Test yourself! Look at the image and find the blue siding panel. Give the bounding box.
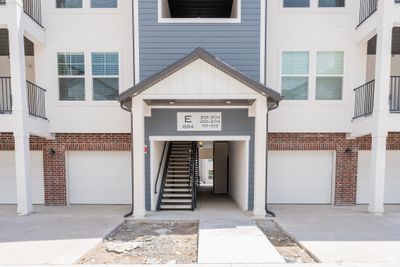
[138,0,261,82]
[144,109,255,211]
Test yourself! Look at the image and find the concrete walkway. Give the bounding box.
[0,205,128,264]
[147,190,285,264]
[272,205,400,264]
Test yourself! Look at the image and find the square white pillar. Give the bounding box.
[132,97,146,218]
[253,97,267,216]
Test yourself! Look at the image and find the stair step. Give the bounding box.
[163,193,191,197]
[165,183,190,187]
[167,174,190,177]
[160,204,192,210]
[164,188,190,192]
[162,198,192,203]
[166,179,189,182]
[168,170,189,173]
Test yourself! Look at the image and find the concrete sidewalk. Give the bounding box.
[272,205,400,264]
[0,205,128,264]
[147,191,285,264]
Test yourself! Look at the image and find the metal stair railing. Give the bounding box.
[156,142,172,211]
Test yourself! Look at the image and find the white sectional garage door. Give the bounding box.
[67,151,131,204]
[357,151,400,204]
[267,151,334,204]
[0,151,44,204]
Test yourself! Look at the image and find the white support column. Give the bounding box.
[132,97,146,218]
[9,23,33,215]
[253,96,267,217]
[368,1,392,214]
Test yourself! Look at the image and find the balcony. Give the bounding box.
[357,0,378,27]
[0,0,43,27]
[353,77,400,119]
[0,77,47,119]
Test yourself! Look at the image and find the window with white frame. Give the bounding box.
[159,0,240,22]
[316,52,344,100]
[56,0,83,8]
[58,53,85,101]
[281,52,309,100]
[318,0,345,7]
[91,0,117,8]
[91,52,119,101]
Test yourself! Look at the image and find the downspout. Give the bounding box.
[121,103,134,218]
[265,102,279,217]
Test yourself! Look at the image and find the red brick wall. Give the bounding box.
[1,132,399,206]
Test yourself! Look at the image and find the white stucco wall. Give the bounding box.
[228,140,248,211]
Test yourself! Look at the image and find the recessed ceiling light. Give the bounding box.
[226,101,232,104]
[169,101,175,105]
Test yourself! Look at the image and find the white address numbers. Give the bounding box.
[177,112,222,131]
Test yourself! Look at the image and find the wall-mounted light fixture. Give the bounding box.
[345,148,353,154]
[49,148,56,155]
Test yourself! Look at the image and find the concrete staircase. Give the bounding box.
[158,141,194,210]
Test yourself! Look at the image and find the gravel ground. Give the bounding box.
[256,220,316,264]
[78,221,198,265]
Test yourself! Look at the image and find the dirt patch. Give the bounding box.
[256,220,316,264]
[79,221,198,265]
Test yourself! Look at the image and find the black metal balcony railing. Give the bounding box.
[358,0,378,27]
[0,0,6,5]
[27,81,46,119]
[0,77,12,114]
[0,78,47,119]
[23,0,42,27]
[390,76,400,112]
[353,80,375,119]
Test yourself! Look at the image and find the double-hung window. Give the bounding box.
[318,0,345,7]
[91,52,119,101]
[91,0,117,8]
[56,0,83,8]
[58,53,85,101]
[316,52,344,100]
[281,52,309,100]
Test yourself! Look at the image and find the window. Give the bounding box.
[283,0,310,8]
[159,0,240,22]
[316,52,344,100]
[281,52,309,100]
[91,53,119,101]
[58,53,85,101]
[56,0,82,8]
[91,0,117,8]
[318,0,345,7]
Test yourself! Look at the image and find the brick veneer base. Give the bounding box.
[0,132,399,206]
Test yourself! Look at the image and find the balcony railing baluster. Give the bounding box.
[0,77,12,114]
[26,81,46,120]
[358,0,378,27]
[390,76,400,112]
[353,80,375,119]
[23,0,43,27]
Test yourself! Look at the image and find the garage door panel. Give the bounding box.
[268,151,334,204]
[357,151,400,204]
[68,151,131,204]
[0,151,44,204]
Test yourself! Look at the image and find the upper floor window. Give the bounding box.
[56,0,82,8]
[283,0,310,8]
[318,0,345,7]
[159,0,240,23]
[91,0,117,8]
[91,52,119,101]
[58,53,85,101]
[316,52,344,100]
[281,52,309,100]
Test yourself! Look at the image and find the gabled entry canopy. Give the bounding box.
[119,48,282,108]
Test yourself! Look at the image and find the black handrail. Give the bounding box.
[357,0,378,27]
[189,141,199,211]
[27,80,47,120]
[390,76,400,113]
[0,77,12,114]
[353,80,375,119]
[23,0,43,27]
[156,143,172,211]
[154,142,168,194]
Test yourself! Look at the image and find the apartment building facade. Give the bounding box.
[0,0,399,217]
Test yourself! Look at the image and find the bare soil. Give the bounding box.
[78,221,198,265]
[256,220,316,264]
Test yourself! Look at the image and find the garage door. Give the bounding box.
[0,151,44,204]
[267,151,334,204]
[357,151,400,204]
[67,151,131,204]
